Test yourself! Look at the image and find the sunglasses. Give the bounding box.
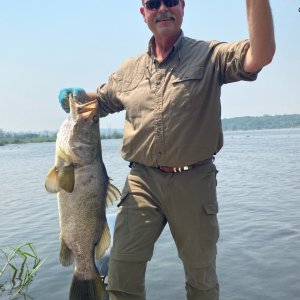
[144,0,180,11]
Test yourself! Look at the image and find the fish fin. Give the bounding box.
[60,238,74,266]
[106,181,121,206]
[45,166,60,193]
[95,222,111,260]
[58,165,75,193]
[69,273,105,300]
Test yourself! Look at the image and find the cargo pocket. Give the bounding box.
[203,202,219,243]
[114,190,130,236]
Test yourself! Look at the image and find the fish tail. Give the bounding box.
[69,273,106,300]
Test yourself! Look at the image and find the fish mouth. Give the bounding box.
[69,96,99,121]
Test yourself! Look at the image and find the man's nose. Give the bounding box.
[157,1,168,12]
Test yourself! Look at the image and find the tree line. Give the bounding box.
[0,130,55,146]
[221,114,300,131]
[0,128,123,146]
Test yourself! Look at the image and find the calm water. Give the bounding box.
[0,128,299,300]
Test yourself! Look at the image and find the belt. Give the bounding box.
[157,157,213,174]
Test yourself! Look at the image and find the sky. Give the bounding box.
[0,0,299,132]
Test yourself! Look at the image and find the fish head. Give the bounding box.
[67,94,101,163]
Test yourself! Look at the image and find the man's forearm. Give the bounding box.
[86,92,98,101]
[244,0,276,73]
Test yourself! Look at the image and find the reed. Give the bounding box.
[0,242,45,298]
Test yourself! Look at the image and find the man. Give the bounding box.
[59,1,275,299]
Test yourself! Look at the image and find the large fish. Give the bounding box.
[45,95,120,300]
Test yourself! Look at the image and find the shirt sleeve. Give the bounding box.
[96,73,125,118]
[209,40,260,85]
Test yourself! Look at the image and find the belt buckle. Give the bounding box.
[173,165,189,173]
[158,165,191,173]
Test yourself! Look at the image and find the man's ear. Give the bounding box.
[140,7,146,22]
[181,0,185,13]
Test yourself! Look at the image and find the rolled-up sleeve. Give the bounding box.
[210,40,260,84]
[96,74,124,117]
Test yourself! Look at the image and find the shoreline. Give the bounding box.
[1,127,300,147]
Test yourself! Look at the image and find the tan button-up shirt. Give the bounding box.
[97,32,259,167]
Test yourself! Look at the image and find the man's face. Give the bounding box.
[140,0,185,39]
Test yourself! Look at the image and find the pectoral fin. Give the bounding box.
[106,181,121,206]
[45,166,60,193]
[58,165,75,193]
[95,222,111,260]
[60,238,74,266]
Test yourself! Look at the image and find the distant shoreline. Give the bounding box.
[221,114,300,131]
[1,114,300,146]
[1,127,299,147]
[0,131,123,146]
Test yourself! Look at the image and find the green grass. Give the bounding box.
[0,243,45,299]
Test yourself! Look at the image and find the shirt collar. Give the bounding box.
[147,30,184,60]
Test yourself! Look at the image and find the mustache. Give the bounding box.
[155,12,176,22]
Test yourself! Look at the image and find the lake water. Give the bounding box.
[0,128,300,300]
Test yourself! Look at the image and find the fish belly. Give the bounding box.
[58,158,108,278]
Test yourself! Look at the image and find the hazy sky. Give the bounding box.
[1,0,299,132]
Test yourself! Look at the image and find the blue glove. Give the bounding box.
[58,88,87,113]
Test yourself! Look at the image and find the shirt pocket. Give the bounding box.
[114,71,144,132]
[171,67,204,114]
[116,70,144,93]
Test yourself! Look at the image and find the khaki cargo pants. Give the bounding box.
[107,162,219,300]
